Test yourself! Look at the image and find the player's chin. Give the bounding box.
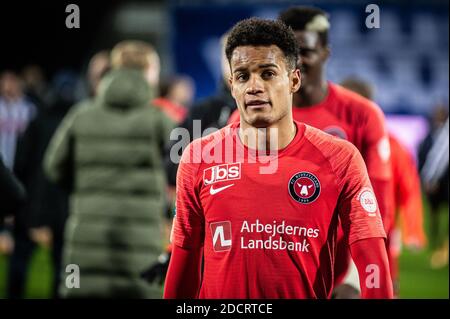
[244,113,274,128]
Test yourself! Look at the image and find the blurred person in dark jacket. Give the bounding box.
[0,71,36,297]
[7,69,78,299]
[44,41,174,298]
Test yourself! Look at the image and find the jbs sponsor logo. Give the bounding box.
[203,163,241,185]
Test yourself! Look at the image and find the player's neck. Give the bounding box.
[239,115,297,153]
[293,80,328,107]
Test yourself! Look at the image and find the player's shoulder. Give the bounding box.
[331,82,384,117]
[181,125,231,164]
[303,123,361,162]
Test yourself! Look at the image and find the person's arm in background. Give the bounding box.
[163,142,204,299]
[361,102,394,234]
[156,108,177,244]
[0,157,26,219]
[337,143,393,299]
[43,105,79,189]
[0,157,26,255]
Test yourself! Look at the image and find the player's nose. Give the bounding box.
[245,74,264,95]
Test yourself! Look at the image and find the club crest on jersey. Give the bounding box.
[288,172,321,204]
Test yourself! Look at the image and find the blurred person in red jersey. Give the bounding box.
[341,77,427,295]
[164,18,393,299]
[153,75,194,124]
[227,7,394,298]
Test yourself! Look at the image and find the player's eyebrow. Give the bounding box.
[233,66,248,74]
[233,63,279,74]
[258,63,279,69]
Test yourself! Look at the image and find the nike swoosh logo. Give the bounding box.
[210,184,234,195]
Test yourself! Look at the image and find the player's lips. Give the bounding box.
[245,99,271,110]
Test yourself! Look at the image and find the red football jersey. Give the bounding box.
[173,121,386,299]
[228,82,393,225]
[228,82,393,286]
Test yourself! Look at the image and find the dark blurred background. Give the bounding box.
[1,0,448,111]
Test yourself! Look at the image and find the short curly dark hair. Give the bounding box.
[278,6,330,47]
[225,18,299,71]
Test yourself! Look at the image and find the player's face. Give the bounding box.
[229,45,300,128]
[294,31,329,86]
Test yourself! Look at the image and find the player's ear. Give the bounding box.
[291,68,301,93]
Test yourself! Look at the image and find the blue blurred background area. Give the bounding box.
[171,0,448,116]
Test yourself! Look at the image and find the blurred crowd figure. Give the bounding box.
[419,105,449,269]
[0,71,37,281]
[0,71,37,170]
[6,69,79,299]
[153,75,195,124]
[43,40,174,298]
[21,65,47,111]
[0,40,180,298]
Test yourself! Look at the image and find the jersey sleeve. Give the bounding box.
[358,101,394,232]
[172,141,205,249]
[336,143,387,245]
[359,101,392,181]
